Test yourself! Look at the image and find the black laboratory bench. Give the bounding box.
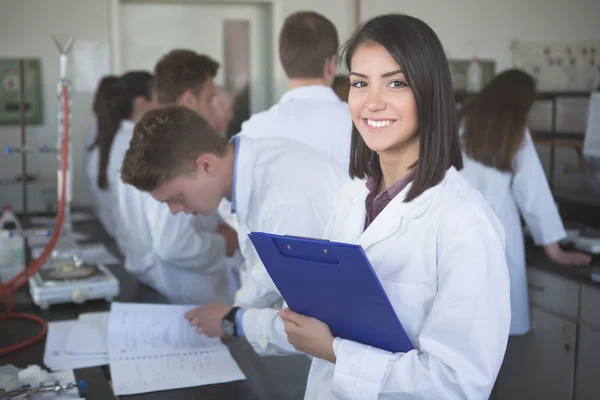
[526,242,600,288]
[0,217,311,400]
[3,211,599,400]
[525,191,600,289]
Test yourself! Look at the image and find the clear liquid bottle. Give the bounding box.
[466,57,483,93]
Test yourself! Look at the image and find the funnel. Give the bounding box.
[51,34,75,80]
[51,34,74,55]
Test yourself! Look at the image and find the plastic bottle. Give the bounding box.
[0,204,22,231]
[0,204,25,283]
[466,57,483,93]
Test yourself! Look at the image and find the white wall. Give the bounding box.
[360,0,600,71]
[0,0,112,210]
[1,0,599,209]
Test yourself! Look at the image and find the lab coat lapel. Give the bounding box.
[358,199,404,251]
[357,181,437,251]
[339,186,369,244]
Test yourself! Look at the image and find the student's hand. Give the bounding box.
[544,242,592,267]
[184,303,232,337]
[278,308,336,364]
[217,223,239,257]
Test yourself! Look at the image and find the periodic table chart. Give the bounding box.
[511,40,600,91]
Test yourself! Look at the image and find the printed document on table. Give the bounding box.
[107,302,246,396]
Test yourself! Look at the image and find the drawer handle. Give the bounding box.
[528,283,545,292]
[564,343,571,352]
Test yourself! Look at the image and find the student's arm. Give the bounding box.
[513,131,590,266]
[145,193,227,273]
[236,201,329,356]
[329,210,511,399]
[513,130,566,244]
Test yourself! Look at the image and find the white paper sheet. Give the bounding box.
[584,92,600,158]
[65,312,110,355]
[29,212,96,226]
[27,230,91,248]
[44,320,109,371]
[78,243,120,265]
[108,302,246,396]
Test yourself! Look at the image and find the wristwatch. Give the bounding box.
[221,306,240,338]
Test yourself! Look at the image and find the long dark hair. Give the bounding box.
[88,75,118,151]
[342,14,462,202]
[90,71,153,190]
[458,69,536,172]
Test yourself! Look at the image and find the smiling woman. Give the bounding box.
[286,14,512,400]
[348,47,419,161]
[343,15,462,202]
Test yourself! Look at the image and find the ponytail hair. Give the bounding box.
[88,75,118,153]
[91,71,153,190]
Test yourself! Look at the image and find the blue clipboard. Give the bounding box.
[248,232,413,354]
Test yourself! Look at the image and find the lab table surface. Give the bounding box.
[525,239,600,287]
[0,218,311,400]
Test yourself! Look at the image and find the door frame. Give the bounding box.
[108,0,286,100]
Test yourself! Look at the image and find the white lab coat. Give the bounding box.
[460,129,566,335]
[229,136,348,354]
[190,211,245,300]
[305,167,511,400]
[218,85,352,235]
[112,124,230,305]
[84,121,133,237]
[238,85,353,169]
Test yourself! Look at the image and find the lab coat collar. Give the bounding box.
[121,119,135,131]
[278,85,340,105]
[344,167,455,250]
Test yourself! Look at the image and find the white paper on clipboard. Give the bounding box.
[584,92,600,158]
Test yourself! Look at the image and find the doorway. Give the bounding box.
[119,1,274,130]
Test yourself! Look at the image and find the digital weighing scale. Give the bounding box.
[28,239,120,310]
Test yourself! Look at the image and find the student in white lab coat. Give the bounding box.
[113,51,238,305]
[216,11,351,244]
[234,11,352,169]
[276,14,512,399]
[85,73,153,237]
[459,69,591,335]
[119,105,347,357]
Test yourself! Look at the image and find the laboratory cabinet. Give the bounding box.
[497,306,577,400]
[497,268,600,400]
[575,285,600,400]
